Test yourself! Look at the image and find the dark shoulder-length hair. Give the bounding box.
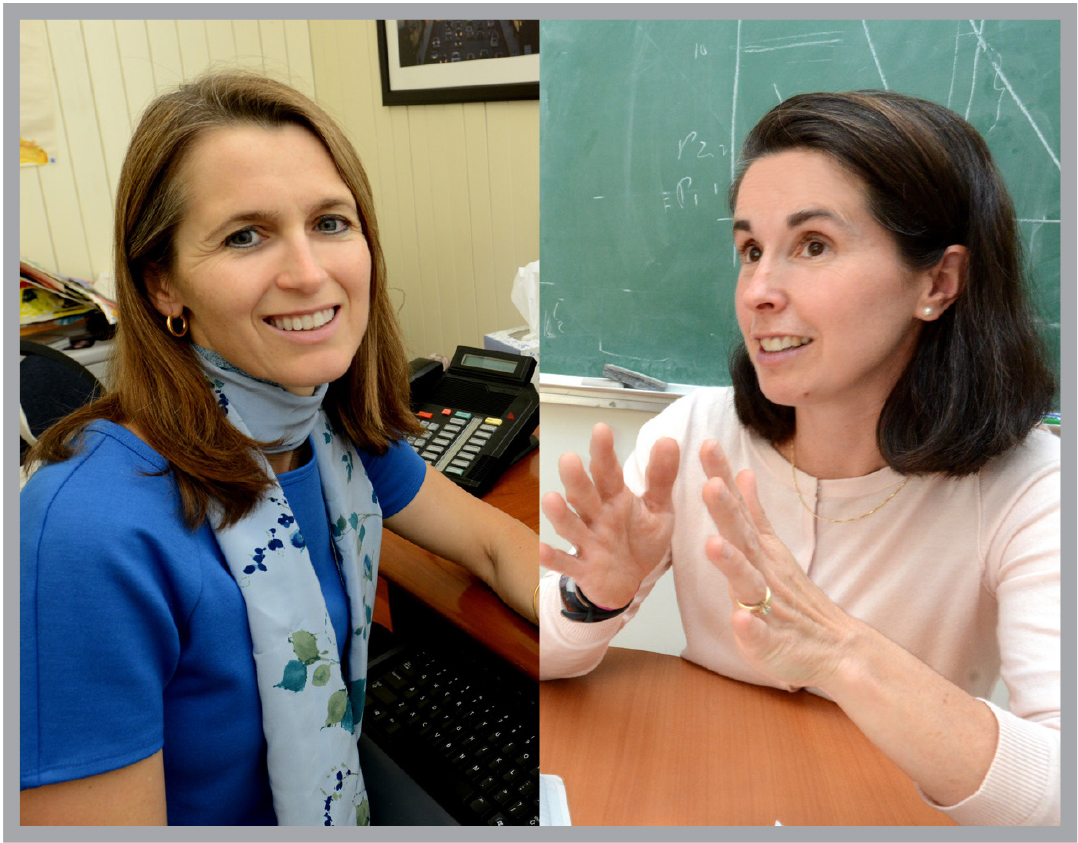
[727,90,1055,476]
[27,71,422,527]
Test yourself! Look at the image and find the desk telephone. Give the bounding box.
[408,346,539,497]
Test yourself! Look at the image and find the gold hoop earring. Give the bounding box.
[166,314,189,338]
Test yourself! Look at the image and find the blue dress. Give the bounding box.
[20,421,425,824]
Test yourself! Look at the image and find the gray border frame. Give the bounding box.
[7,3,1074,842]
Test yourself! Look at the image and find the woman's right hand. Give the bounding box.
[539,423,680,610]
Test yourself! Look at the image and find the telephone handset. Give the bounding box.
[408,346,539,497]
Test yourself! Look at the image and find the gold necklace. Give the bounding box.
[790,441,908,524]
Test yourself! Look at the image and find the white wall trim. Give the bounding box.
[539,372,693,413]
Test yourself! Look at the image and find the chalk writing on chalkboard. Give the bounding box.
[540,19,1060,390]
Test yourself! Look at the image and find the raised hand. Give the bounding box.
[699,439,858,689]
[540,423,680,611]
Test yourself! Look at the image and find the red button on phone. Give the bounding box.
[418,411,433,419]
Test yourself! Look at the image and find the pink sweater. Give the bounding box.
[539,388,1060,825]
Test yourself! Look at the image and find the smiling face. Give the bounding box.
[732,149,934,418]
[149,123,371,396]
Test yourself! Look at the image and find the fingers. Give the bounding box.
[700,439,755,521]
[556,423,634,522]
[700,438,739,485]
[699,437,727,480]
[557,451,603,524]
[705,533,769,608]
[702,474,761,561]
[588,423,626,500]
[541,490,594,553]
[538,540,584,580]
[641,437,680,513]
[735,469,775,535]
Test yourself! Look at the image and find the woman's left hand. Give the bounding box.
[699,439,1004,809]
[699,439,861,690]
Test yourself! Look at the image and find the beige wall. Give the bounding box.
[19,18,539,361]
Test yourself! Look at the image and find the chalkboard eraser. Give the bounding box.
[602,364,668,391]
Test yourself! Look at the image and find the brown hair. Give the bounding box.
[727,90,1055,476]
[27,72,421,527]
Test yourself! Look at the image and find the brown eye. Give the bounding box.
[741,244,762,263]
[806,240,825,257]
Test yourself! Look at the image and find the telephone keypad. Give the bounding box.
[410,411,491,473]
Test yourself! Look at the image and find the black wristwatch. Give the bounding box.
[558,575,632,623]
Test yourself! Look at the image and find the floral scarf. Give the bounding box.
[197,348,378,825]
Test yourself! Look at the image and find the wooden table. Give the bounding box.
[540,647,955,826]
[375,437,540,681]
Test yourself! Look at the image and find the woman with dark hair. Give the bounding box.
[20,72,538,826]
[538,91,1059,825]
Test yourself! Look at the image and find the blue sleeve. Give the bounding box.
[358,438,427,518]
[20,441,199,789]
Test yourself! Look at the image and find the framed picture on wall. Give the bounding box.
[377,20,539,106]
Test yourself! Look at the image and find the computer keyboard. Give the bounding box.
[362,627,539,826]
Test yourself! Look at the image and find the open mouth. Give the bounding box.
[759,336,812,352]
[266,306,338,332]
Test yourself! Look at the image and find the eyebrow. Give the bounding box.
[203,197,357,242]
[732,207,849,234]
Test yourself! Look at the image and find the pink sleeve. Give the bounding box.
[929,444,1060,825]
[923,700,1059,825]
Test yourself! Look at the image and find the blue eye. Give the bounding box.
[316,216,350,234]
[226,227,263,249]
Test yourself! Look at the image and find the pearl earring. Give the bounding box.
[923,307,933,317]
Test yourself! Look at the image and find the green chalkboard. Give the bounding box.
[539,19,1061,388]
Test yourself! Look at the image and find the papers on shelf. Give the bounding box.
[539,774,571,826]
[19,259,118,332]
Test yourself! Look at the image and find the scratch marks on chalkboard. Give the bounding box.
[947,21,962,109]
[597,340,671,365]
[773,83,782,103]
[966,19,1060,171]
[741,29,844,52]
[741,37,843,53]
[861,21,888,90]
[731,20,742,182]
[990,71,1008,132]
[964,21,984,120]
[750,29,845,42]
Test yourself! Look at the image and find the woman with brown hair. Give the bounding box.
[20,72,538,826]
[538,91,1059,825]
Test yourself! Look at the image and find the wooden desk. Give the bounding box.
[540,647,955,826]
[376,439,539,681]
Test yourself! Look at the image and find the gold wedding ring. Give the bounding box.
[735,585,772,615]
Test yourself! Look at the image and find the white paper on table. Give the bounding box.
[539,774,571,826]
